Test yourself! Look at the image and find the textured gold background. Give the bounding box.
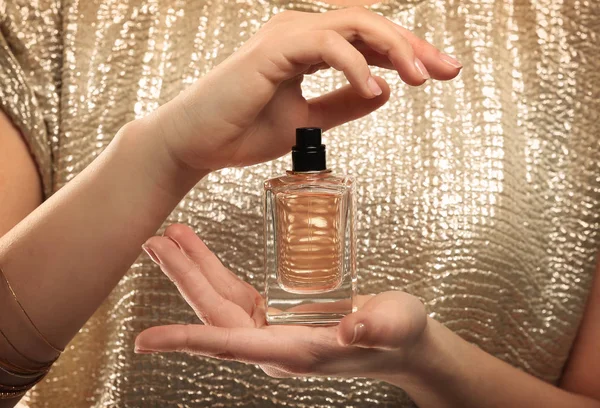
[0,0,599,406]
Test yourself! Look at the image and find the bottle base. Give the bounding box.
[266,312,348,326]
[264,277,356,326]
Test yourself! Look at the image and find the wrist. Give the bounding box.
[112,118,207,199]
[141,84,221,174]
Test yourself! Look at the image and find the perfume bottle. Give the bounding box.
[264,128,356,325]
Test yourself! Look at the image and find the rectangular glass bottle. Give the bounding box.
[263,128,356,325]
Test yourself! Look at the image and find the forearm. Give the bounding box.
[0,120,201,354]
[383,318,600,408]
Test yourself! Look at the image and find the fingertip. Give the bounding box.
[166,235,183,251]
[363,76,391,103]
[337,312,367,347]
[414,58,430,81]
[144,236,180,259]
[430,66,462,81]
[135,325,189,353]
[366,76,383,98]
[163,223,194,245]
[371,76,391,98]
[142,243,161,265]
[392,24,462,82]
[143,235,162,248]
[420,52,463,81]
[149,233,178,247]
[134,348,155,354]
[396,66,429,87]
[337,327,352,347]
[439,53,463,70]
[134,328,156,352]
[308,81,390,130]
[163,224,214,262]
[143,236,180,266]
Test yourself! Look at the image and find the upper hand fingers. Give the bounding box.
[262,8,461,86]
[260,29,380,98]
[352,40,395,70]
[389,23,462,80]
[317,7,461,81]
[311,7,428,85]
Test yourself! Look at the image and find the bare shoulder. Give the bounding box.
[560,260,600,400]
[0,109,42,237]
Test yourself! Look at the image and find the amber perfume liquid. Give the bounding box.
[275,187,344,293]
[264,128,356,325]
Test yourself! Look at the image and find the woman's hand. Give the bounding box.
[135,228,600,408]
[142,7,462,173]
[135,224,428,380]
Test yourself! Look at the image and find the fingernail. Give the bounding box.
[367,76,383,96]
[142,244,162,265]
[349,323,366,345]
[134,347,156,354]
[440,53,463,69]
[166,236,183,251]
[414,58,430,80]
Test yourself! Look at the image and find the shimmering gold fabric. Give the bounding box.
[1,0,599,406]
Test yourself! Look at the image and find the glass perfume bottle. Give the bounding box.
[264,128,356,325]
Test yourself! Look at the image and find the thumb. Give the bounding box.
[337,291,427,350]
[308,76,390,131]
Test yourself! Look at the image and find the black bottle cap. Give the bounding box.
[292,128,326,172]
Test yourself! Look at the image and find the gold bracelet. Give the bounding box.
[0,389,27,400]
[0,371,46,400]
[0,266,64,353]
[0,328,55,372]
[0,356,49,400]
[0,265,60,399]
[0,348,53,400]
[0,353,53,378]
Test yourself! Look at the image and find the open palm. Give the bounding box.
[136,224,428,380]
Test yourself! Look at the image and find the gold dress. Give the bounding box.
[1,0,599,406]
